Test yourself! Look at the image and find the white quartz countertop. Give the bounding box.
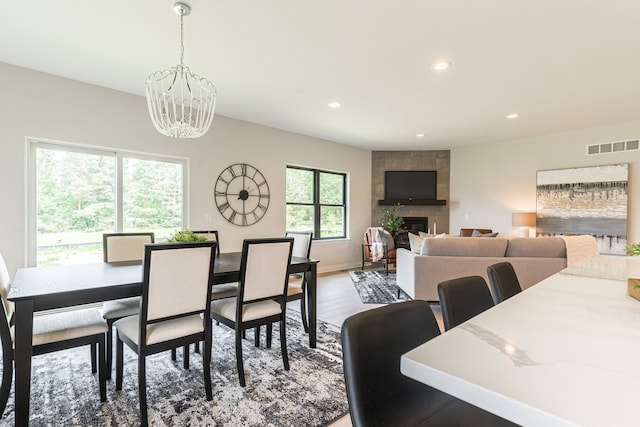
[401,257,640,427]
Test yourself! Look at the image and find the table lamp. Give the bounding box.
[512,212,536,238]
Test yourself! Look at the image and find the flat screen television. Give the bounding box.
[385,170,437,200]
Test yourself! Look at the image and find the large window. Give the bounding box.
[286,166,346,239]
[28,141,187,266]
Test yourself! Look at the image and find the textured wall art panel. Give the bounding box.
[536,163,628,255]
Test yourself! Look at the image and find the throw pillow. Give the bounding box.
[375,228,395,250]
[418,231,434,238]
[408,232,424,253]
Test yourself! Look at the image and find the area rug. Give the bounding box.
[0,313,347,426]
[348,270,411,304]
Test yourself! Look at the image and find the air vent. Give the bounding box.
[587,139,639,155]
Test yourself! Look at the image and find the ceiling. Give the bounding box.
[2,0,640,150]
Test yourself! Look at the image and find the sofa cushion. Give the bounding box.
[421,237,508,257]
[505,237,566,258]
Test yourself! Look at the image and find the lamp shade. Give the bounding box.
[512,212,536,227]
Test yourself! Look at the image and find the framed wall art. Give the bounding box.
[536,163,629,255]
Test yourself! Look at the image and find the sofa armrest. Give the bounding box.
[396,249,417,299]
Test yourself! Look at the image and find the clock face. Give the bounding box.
[215,163,270,226]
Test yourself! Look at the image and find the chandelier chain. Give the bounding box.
[179,11,185,67]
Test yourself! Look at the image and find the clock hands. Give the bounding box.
[216,163,270,226]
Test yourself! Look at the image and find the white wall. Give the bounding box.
[451,121,640,242]
[0,62,371,275]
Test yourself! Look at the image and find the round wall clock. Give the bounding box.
[215,163,270,226]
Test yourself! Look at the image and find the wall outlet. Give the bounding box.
[206,213,213,223]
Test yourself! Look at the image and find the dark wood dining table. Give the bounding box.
[7,252,319,426]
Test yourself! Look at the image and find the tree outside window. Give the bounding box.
[286,166,346,239]
[30,141,186,266]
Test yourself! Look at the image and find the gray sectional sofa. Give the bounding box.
[396,236,567,302]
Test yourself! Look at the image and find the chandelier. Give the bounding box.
[146,2,217,138]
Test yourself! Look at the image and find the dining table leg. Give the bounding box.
[306,263,317,348]
[14,300,34,425]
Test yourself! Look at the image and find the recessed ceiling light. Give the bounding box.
[433,61,451,71]
[328,101,341,108]
[506,113,519,119]
[416,133,425,138]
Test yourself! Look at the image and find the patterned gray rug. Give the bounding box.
[1,313,347,426]
[348,270,411,304]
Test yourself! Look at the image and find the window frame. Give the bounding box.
[286,165,347,240]
[27,139,189,266]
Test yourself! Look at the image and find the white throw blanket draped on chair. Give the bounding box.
[371,242,384,262]
[370,227,385,262]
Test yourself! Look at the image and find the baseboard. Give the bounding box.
[318,262,361,274]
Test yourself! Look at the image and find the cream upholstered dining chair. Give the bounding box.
[114,241,217,426]
[101,232,154,379]
[191,230,236,301]
[188,230,236,358]
[284,231,313,331]
[0,253,107,418]
[254,231,313,347]
[210,237,294,387]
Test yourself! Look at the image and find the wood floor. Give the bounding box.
[292,268,444,330]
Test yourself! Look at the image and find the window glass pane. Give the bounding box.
[286,168,313,203]
[286,165,346,239]
[122,158,183,241]
[36,147,115,265]
[319,172,344,205]
[286,205,315,233]
[320,206,345,238]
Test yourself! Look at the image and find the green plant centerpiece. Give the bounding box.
[166,229,207,243]
[379,203,405,235]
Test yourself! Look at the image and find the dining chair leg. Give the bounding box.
[0,346,13,418]
[236,328,246,387]
[138,355,148,426]
[280,317,290,371]
[115,334,124,391]
[254,326,260,347]
[171,348,177,361]
[183,345,190,370]
[90,342,97,374]
[195,341,200,354]
[106,321,114,380]
[266,323,273,348]
[300,280,309,332]
[98,335,107,402]
[204,327,213,401]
